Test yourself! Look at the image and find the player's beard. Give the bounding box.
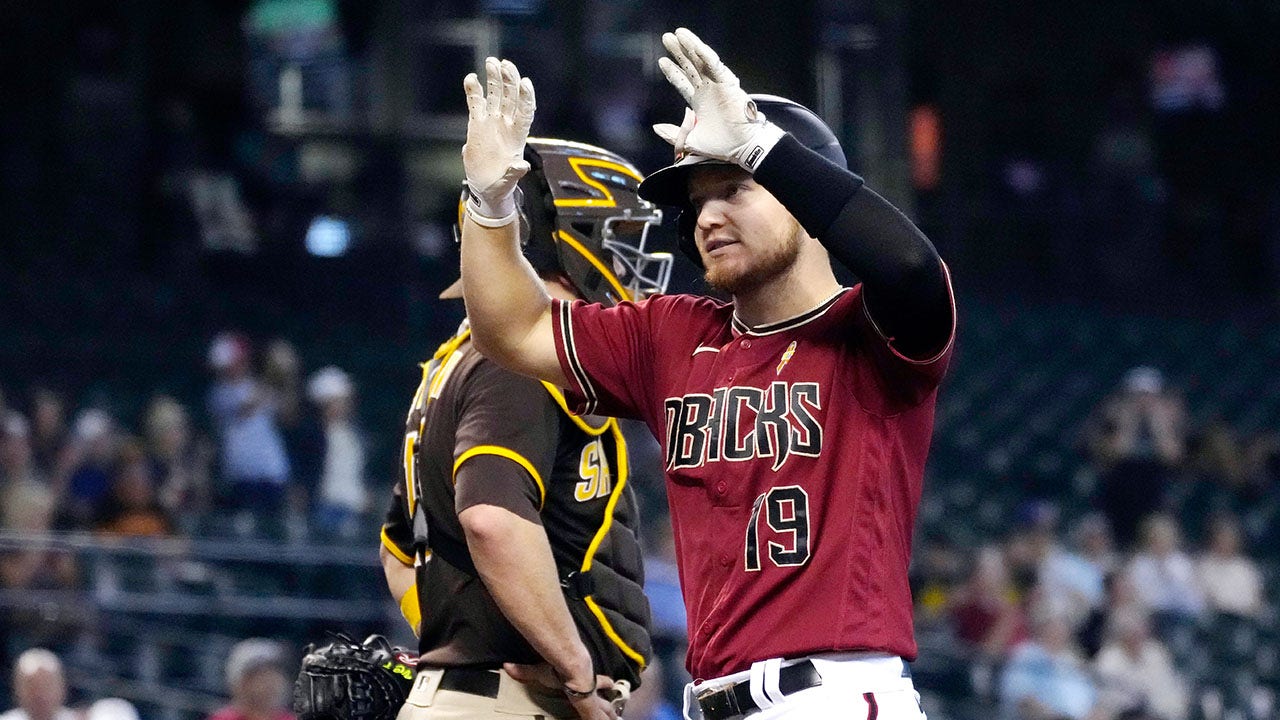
[704,219,805,296]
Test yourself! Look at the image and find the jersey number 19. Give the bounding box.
[743,485,811,571]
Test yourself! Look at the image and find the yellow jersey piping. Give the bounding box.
[453,445,547,510]
[579,421,647,668]
[381,526,416,566]
[541,382,611,436]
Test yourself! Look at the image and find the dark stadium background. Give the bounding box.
[1,2,1278,719]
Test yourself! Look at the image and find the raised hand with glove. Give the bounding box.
[461,57,536,227]
[652,27,787,172]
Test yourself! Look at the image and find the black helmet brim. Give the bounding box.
[636,153,735,208]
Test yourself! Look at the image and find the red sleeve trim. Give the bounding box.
[862,260,956,366]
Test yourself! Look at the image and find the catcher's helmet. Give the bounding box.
[453,138,672,306]
[635,95,847,267]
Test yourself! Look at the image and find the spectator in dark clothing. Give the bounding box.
[94,440,173,538]
[144,395,212,535]
[1078,568,1145,660]
[26,388,68,480]
[1,412,46,492]
[53,408,119,529]
[1085,367,1186,549]
[950,546,1029,660]
[0,484,81,652]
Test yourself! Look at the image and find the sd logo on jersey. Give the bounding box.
[575,439,613,501]
[663,381,822,472]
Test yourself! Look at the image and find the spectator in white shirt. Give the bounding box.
[1040,513,1116,630]
[305,367,367,540]
[1127,513,1204,637]
[0,649,77,720]
[1196,513,1263,618]
[206,332,292,538]
[999,600,1107,720]
[85,698,140,720]
[1094,607,1189,720]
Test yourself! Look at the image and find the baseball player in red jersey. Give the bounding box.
[458,28,955,720]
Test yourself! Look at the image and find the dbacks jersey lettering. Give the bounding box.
[551,280,954,680]
[663,381,823,471]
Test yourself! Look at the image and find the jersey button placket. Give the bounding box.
[715,481,728,495]
[741,339,752,349]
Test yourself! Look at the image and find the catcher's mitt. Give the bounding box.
[293,634,417,720]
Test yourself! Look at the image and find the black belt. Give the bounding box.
[696,660,823,720]
[438,668,501,698]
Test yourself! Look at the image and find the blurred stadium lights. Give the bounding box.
[305,214,352,256]
[412,223,451,260]
[189,172,258,254]
[270,63,306,129]
[1150,44,1227,113]
[481,0,545,16]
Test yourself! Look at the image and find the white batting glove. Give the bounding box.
[653,28,786,172]
[462,57,536,227]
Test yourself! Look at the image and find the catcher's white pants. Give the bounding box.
[397,667,576,720]
[682,653,926,720]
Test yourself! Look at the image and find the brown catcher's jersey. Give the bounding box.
[551,280,955,680]
[381,322,651,686]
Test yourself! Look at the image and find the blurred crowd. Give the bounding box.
[0,331,383,709]
[4,348,1275,720]
[915,509,1270,720]
[0,328,691,720]
[0,332,373,547]
[910,367,1279,720]
[1,642,294,720]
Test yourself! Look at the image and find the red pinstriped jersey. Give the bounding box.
[551,280,955,680]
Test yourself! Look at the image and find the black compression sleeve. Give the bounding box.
[753,134,953,359]
[753,134,864,238]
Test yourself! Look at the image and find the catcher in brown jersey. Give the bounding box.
[380,136,672,720]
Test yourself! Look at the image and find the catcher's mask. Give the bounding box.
[636,95,848,269]
[451,138,672,306]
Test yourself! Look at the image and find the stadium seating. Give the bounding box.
[3,265,1278,720]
